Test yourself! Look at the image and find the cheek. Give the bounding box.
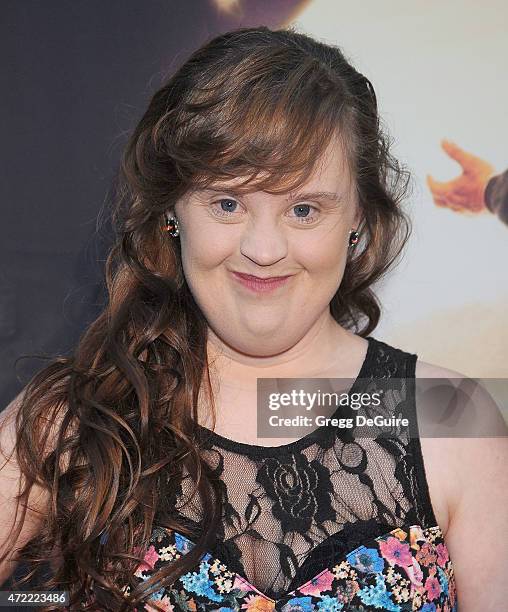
[180,228,232,272]
[294,236,349,302]
[295,234,347,276]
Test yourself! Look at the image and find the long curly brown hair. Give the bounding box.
[0,25,413,610]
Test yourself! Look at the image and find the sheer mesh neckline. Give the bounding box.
[157,336,440,601]
[195,335,376,458]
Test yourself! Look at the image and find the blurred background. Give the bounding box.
[2,0,507,599]
[2,0,507,414]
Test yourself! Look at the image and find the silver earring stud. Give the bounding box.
[164,214,180,237]
[348,229,359,247]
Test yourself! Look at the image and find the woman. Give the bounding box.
[1,26,506,611]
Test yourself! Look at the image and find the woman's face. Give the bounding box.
[174,137,361,357]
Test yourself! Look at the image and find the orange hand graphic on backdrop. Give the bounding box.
[427,139,496,213]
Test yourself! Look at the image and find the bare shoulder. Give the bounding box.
[414,357,507,436]
[410,359,459,536]
[413,357,508,533]
[0,389,49,584]
[0,380,74,585]
[415,358,508,607]
[414,358,464,379]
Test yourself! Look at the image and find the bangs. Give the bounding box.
[162,52,357,196]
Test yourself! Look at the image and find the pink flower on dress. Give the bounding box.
[425,575,442,600]
[379,537,412,567]
[298,570,335,596]
[145,595,175,611]
[436,543,449,567]
[415,542,437,566]
[135,545,159,576]
[233,575,249,591]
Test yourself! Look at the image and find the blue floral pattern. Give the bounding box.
[126,523,457,611]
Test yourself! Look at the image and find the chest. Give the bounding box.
[199,385,305,446]
[196,370,450,537]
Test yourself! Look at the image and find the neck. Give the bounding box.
[205,313,350,390]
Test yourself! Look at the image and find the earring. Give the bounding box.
[164,213,180,237]
[348,229,359,247]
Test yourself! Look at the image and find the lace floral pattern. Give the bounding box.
[121,336,457,610]
[154,337,439,600]
[255,452,336,531]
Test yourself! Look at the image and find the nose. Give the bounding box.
[239,217,289,267]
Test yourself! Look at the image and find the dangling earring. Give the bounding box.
[164,213,180,237]
[348,229,359,247]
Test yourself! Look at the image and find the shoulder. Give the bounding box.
[412,362,508,605]
[413,357,508,534]
[0,380,77,584]
[414,358,463,379]
[0,389,50,583]
[406,359,463,537]
[414,357,507,441]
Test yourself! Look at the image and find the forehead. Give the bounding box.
[196,135,352,196]
[304,136,350,187]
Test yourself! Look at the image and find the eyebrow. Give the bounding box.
[200,187,343,203]
[286,191,343,203]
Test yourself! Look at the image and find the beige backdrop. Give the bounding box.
[282,0,508,377]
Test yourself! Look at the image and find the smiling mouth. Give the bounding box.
[231,271,294,293]
[233,272,292,281]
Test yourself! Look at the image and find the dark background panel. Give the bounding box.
[0,0,308,597]
[1,0,308,407]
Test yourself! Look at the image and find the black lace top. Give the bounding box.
[126,336,458,611]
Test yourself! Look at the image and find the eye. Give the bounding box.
[289,204,320,224]
[209,198,240,218]
[208,198,320,224]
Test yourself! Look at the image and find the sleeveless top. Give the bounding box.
[126,336,458,611]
